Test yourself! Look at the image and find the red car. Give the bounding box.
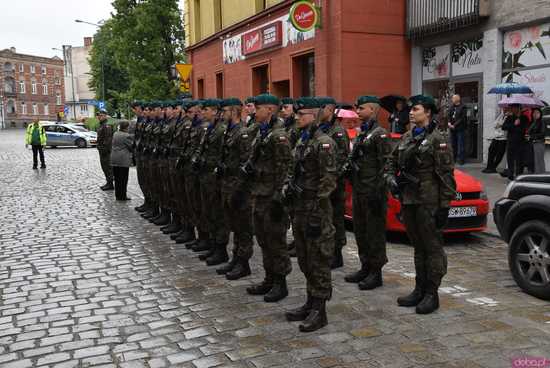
[344,130,489,233]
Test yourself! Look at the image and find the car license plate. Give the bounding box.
[448,206,477,218]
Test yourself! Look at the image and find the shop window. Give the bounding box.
[216,72,224,98]
[272,80,290,98]
[292,52,315,97]
[197,78,205,99]
[252,64,269,95]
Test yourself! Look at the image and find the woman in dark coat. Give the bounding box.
[502,104,529,180]
[110,120,134,200]
[529,108,546,174]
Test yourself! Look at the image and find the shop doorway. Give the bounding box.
[292,52,315,97]
[252,64,269,95]
[453,79,482,162]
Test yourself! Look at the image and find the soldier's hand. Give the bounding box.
[435,207,450,229]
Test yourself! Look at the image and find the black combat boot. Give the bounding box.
[299,297,328,332]
[153,209,171,226]
[199,240,216,260]
[192,234,211,252]
[206,244,229,266]
[264,274,288,303]
[146,205,163,221]
[246,274,273,295]
[170,228,186,240]
[285,294,312,322]
[101,182,114,191]
[397,279,425,307]
[142,204,159,219]
[330,245,344,269]
[135,198,150,212]
[162,215,182,234]
[216,258,237,275]
[344,266,369,283]
[415,282,439,314]
[226,259,251,280]
[358,270,383,290]
[176,227,196,244]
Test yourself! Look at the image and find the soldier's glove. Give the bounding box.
[269,192,285,222]
[306,213,322,239]
[231,189,248,210]
[435,207,450,229]
[388,176,400,199]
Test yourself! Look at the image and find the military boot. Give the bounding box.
[198,240,216,260]
[216,258,237,275]
[415,282,439,314]
[344,266,369,283]
[170,228,186,240]
[358,270,383,290]
[226,259,251,280]
[135,198,150,212]
[206,245,229,266]
[246,274,273,295]
[397,279,425,307]
[264,274,288,303]
[192,234,211,252]
[330,245,344,269]
[285,294,312,322]
[162,215,182,234]
[175,225,196,244]
[299,297,328,332]
[147,206,163,222]
[153,209,171,226]
[142,205,159,219]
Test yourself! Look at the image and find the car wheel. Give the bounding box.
[508,220,550,301]
[76,138,87,148]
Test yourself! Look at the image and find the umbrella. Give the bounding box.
[498,95,545,108]
[488,82,534,95]
[337,109,359,119]
[380,95,407,113]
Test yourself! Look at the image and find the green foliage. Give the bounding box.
[88,0,185,115]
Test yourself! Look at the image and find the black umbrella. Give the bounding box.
[380,95,407,113]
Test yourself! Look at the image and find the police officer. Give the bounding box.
[192,99,230,265]
[344,96,392,290]
[237,94,292,302]
[215,98,254,280]
[317,97,350,269]
[284,97,337,332]
[96,109,114,191]
[386,95,456,314]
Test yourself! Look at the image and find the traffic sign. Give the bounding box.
[98,101,106,110]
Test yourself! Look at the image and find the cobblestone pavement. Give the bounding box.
[1,129,550,368]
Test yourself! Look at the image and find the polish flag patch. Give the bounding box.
[439,143,447,148]
[279,136,287,141]
[322,143,331,149]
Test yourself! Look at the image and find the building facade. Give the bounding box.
[0,48,65,128]
[407,0,550,167]
[184,0,411,110]
[63,37,97,121]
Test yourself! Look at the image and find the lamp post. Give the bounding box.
[0,91,5,130]
[53,46,77,121]
[75,19,105,105]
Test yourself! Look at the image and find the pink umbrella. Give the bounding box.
[337,109,359,119]
[498,95,546,108]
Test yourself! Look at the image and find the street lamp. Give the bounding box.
[53,47,77,121]
[75,19,105,105]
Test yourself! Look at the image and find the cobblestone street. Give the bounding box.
[1,129,550,368]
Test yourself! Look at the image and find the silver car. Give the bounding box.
[42,123,97,148]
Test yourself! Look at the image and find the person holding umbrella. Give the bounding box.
[502,104,529,180]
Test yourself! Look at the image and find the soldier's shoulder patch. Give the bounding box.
[321,143,331,149]
[439,143,448,149]
[337,132,344,137]
[278,136,287,141]
[380,134,387,139]
[242,134,249,138]
[421,139,429,146]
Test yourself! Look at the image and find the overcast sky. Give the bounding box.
[0,0,185,59]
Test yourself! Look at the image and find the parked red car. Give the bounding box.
[344,130,489,233]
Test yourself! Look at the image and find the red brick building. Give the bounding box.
[1,47,66,128]
[186,0,410,109]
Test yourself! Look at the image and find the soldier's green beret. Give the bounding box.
[294,97,322,111]
[408,95,439,114]
[245,97,256,104]
[280,97,294,105]
[149,101,161,108]
[356,96,380,106]
[185,100,199,108]
[163,100,178,108]
[317,97,336,106]
[130,101,142,108]
[221,98,242,107]
[201,98,222,108]
[254,94,280,106]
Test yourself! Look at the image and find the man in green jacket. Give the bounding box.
[25,117,47,169]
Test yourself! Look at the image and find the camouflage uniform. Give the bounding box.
[283,115,300,150]
[96,120,114,185]
[170,115,191,222]
[134,115,147,201]
[149,117,164,212]
[159,114,178,214]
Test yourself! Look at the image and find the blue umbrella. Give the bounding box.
[488,82,534,95]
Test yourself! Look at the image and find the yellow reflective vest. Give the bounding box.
[25,123,47,146]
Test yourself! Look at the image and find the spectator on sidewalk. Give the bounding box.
[528,107,546,174]
[96,109,114,191]
[448,94,467,165]
[389,99,409,134]
[110,120,134,201]
[502,104,529,180]
[25,117,46,170]
[482,108,508,174]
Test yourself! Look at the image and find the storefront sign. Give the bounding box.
[452,37,483,76]
[289,1,319,32]
[241,21,282,56]
[422,45,450,80]
[242,29,263,55]
[503,66,550,103]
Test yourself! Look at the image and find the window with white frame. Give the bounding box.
[81,104,88,113]
[31,79,37,94]
[32,103,38,115]
[56,91,61,105]
[42,82,48,95]
[19,63,24,73]
[19,80,25,93]
[30,65,35,74]
[41,65,47,75]
[21,102,27,115]
[44,104,49,116]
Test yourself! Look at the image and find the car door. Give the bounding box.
[43,125,59,145]
[57,126,74,146]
